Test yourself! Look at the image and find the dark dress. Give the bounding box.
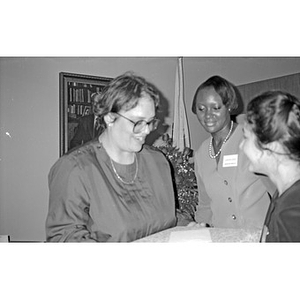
[262,180,300,242]
[46,141,177,242]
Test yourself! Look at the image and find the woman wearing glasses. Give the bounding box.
[46,72,190,242]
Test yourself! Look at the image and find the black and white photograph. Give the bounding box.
[1,1,300,299]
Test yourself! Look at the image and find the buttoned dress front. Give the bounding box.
[194,124,275,229]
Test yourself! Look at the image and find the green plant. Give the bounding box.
[156,134,198,219]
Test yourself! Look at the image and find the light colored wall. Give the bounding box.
[184,57,300,151]
[0,57,177,241]
[1,57,300,241]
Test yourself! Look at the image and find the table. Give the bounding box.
[135,226,261,242]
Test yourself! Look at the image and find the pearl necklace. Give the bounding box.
[110,154,138,184]
[209,121,233,159]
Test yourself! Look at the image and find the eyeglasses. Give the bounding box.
[114,112,160,133]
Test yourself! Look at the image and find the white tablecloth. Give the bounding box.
[135,226,261,243]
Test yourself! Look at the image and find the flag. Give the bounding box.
[172,57,191,151]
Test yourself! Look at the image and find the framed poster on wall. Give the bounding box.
[59,72,112,156]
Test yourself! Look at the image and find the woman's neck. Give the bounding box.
[212,121,236,147]
[99,132,135,164]
[270,163,300,196]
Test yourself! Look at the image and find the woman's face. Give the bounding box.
[111,95,156,154]
[194,87,231,135]
[239,124,265,174]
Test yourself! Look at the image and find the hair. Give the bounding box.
[93,72,160,130]
[246,90,300,162]
[91,92,103,114]
[191,75,238,114]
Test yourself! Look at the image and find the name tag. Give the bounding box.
[223,154,238,167]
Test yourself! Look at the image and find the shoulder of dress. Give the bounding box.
[228,123,243,144]
[49,141,103,180]
[49,153,78,179]
[64,140,100,161]
[140,145,167,164]
[142,144,163,155]
[195,138,210,156]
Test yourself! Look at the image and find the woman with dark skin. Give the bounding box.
[190,75,275,229]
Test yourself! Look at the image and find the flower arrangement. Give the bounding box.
[155,134,198,219]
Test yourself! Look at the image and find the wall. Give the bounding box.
[237,72,300,110]
[1,57,300,241]
[0,57,177,241]
[183,57,300,151]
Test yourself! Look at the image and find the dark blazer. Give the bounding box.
[262,180,300,242]
[70,114,96,149]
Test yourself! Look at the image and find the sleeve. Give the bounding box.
[193,156,213,225]
[176,209,194,226]
[45,158,109,242]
